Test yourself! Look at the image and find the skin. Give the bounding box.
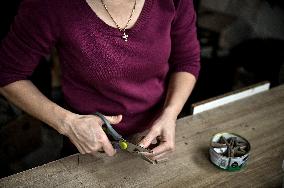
[139,72,196,160]
[0,72,196,159]
[85,0,146,30]
[0,0,197,159]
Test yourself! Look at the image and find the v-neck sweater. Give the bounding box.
[0,0,200,136]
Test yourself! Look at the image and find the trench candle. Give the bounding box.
[209,133,250,171]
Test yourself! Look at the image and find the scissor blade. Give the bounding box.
[125,141,152,153]
[137,152,157,164]
[116,140,157,164]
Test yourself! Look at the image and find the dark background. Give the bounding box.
[0,0,283,178]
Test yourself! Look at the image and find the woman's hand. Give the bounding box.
[138,110,177,160]
[62,114,122,156]
[138,72,196,161]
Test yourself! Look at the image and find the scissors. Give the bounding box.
[94,112,157,164]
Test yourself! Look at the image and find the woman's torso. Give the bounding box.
[53,0,176,135]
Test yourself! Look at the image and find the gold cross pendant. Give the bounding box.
[122,32,128,42]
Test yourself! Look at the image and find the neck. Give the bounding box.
[102,0,134,6]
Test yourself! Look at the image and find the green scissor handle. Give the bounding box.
[94,112,122,141]
[119,140,128,150]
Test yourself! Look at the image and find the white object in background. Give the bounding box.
[192,82,270,115]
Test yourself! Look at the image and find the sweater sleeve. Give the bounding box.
[169,0,200,79]
[0,0,58,87]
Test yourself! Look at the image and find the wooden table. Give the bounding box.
[1,85,284,187]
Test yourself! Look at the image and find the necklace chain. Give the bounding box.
[100,0,137,41]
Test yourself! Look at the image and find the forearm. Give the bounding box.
[163,72,196,119]
[0,80,74,134]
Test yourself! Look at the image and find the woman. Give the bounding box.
[0,0,200,161]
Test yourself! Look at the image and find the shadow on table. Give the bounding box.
[192,145,212,171]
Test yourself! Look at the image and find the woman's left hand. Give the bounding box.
[138,110,177,160]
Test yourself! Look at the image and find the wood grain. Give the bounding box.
[1,85,284,188]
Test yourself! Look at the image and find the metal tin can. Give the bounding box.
[209,133,250,171]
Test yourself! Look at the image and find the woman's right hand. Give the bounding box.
[62,113,123,156]
[0,80,122,157]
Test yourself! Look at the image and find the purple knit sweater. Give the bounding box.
[0,0,200,136]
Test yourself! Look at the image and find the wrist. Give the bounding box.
[161,106,179,121]
[52,107,77,135]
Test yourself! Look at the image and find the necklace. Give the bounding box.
[100,0,137,42]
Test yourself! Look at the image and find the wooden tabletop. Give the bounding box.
[1,85,284,188]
